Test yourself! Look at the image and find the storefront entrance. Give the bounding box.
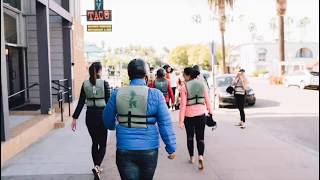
[6,46,25,109]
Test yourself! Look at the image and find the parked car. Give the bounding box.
[214,74,256,108]
[283,70,319,89]
[201,70,213,88]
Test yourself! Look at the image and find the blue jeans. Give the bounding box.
[116,149,158,180]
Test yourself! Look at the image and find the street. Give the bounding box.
[1,78,319,180]
[244,77,319,152]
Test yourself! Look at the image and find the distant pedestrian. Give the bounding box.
[71,62,111,180]
[147,66,156,87]
[149,68,175,109]
[171,69,178,98]
[193,65,210,89]
[179,67,213,170]
[232,69,249,129]
[163,64,173,80]
[174,74,184,110]
[103,59,176,180]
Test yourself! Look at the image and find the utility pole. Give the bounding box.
[210,41,216,110]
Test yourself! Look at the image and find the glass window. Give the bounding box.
[4,13,18,44]
[296,48,313,58]
[3,0,21,10]
[257,48,267,61]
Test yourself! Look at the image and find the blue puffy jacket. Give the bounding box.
[102,79,176,154]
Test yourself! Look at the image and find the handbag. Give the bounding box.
[226,78,240,94]
[226,86,234,94]
[205,114,217,130]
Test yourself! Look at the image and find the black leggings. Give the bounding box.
[235,94,246,122]
[184,115,206,156]
[86,109,108,166]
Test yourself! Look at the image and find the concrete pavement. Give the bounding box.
[1,108,318,180]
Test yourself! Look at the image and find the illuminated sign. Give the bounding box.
[87,24,112,32]
[87,10,112,21]
[95,0,104,10]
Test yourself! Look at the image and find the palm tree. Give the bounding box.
[269,17,278,41]
[285,16,294,41]
[297,17,311,42]
[276,0,287,74]
[208,0,234,74]
[248,22,257,42]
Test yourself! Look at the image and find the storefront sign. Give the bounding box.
[87,10,112,21]
[95,0,104,10]
[87,24,112,32]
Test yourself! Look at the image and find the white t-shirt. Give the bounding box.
[170,73,177,88]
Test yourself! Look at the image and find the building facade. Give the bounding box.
[1,0,86,141]
[229,42,319,75]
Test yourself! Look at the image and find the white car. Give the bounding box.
[283,71,319,89]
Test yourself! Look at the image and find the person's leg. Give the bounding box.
[95,111,108,167]
[195,115,206,170]
[138,149,159,180]
[116,149,140,180]
[172,87,176,97]
[234,94,243,126]
[166,102,170,109]
[184,118,195,161]
[239,95,246,123]
[195,115,206,156]
[86,111,99,166]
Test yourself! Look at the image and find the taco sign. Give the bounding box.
[87,0,112,21]
[87,10,112,21]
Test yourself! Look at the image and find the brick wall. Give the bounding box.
[72,19,88,100]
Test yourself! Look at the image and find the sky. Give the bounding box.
[81,0,319,50]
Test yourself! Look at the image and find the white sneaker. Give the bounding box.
[235,122,243,126]
[240,122,246,129]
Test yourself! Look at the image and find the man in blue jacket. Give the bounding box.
[103,59,176,180]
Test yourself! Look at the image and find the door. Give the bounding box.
[6,46,25,108]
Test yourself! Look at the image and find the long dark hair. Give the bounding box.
[89,62,102,85]
[184,67,200,80]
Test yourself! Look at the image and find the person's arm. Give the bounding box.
[72,84,86,119]
[204,87,213,114]
[167,82,174,104]
[104,81,111,104]
[156,91,176,154]
[102,90,118,130]
[179,85,187,126]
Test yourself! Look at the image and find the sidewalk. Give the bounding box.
[1,109,318,180]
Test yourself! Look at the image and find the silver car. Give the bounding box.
[283,71,319,89]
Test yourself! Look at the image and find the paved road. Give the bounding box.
[1,77,319,180]
[228,77,319,153]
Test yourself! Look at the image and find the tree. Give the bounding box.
[277,0,287,74]
[169,45,190,67]
[169,44,211,70]
[297,17,311,42]
[285,16,294,41]
[269,17,278,41]
[208,0,234,74]
[248,22,258,42]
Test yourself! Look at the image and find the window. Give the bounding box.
[3,0,21,10]
[4,13,18,44]
[296,48,313,58]
[257,48,267,61]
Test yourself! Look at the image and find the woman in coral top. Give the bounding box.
[179,67,213,170]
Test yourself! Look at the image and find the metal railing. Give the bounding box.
[51,79,72,122]
[8,83,39,99]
